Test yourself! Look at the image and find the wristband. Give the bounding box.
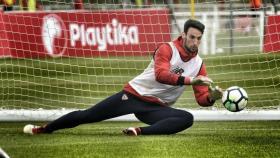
[177,76,185,86]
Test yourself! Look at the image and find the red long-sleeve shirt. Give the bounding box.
[124,36,214,107]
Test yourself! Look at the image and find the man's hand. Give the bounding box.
[208,85,223,101]
[190,75,213,86]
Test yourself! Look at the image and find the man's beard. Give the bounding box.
[185,45,198,54]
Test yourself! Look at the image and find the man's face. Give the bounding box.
[182,27,202,54]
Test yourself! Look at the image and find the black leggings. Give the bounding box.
[45,91,193,135]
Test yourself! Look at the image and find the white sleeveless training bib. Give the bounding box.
[129,42,203,105]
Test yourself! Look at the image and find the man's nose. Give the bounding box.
[193,39,198,45]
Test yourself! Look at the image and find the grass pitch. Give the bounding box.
[0,121,280,158]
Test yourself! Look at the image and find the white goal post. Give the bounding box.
[1,109,280,121]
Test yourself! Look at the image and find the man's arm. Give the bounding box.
[154,44,195,85]
[192,64,222,107]
[154,44,183,85]
[154,44,221,106]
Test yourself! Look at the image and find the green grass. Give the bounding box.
[0,53,280,109]
[0,121,280,158]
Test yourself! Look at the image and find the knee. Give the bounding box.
[181,112,194,128]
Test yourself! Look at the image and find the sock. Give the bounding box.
[135,127,141,135]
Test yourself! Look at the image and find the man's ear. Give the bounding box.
[181,32,186,39]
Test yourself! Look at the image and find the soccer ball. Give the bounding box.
[222,86,248,112]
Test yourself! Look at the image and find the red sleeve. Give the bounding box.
[154,44,181,85]
[192,63,215,107]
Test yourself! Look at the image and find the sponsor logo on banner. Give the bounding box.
[42,14,139,57]
[42,14,67,57]
[69,19,139,51]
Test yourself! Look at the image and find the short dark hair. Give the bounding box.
[184,19,205,34]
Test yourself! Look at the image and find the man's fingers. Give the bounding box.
[214,86,223,92]
[209,85,224,101]
[209,85,223,93]
[200,76,213,85]
[191,76,213,86]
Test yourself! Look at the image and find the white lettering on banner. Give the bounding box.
[69,19,139,51]
[86,28,96,46]
[70,24,79,46]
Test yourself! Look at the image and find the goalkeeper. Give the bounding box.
[24,19,223,136]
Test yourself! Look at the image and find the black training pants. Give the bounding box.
[45,91,194,135]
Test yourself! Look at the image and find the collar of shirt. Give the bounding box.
[173,36,198,62]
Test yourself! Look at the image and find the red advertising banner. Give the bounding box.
[263,15,280,53]
[0,9,171,58]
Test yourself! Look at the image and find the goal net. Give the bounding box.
[0,0,279,121]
